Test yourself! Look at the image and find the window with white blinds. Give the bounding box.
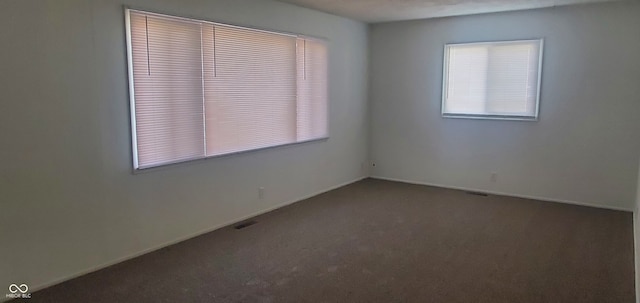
[125,10,328,169]
[442,39,543,120]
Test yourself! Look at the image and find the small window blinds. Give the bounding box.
[125,10,328,169]
[442,39,543,120]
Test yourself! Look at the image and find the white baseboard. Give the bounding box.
[26,176,368,295]
[371,175,633,212]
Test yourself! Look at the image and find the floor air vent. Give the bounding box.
[466,191,489,197]
[234,220,257,230]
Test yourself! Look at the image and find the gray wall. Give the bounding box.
[0,0,369,292]
[370,2,640,210]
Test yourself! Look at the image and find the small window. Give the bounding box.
[125,10,328,170]
[442,39,543,120]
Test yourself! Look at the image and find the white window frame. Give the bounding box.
[441,39,544,121]
[124,8,329,171]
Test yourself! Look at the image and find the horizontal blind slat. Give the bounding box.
[203,24,299,156]
[297,38,328,141]
[129,12,205,168]
[444,40,541,117]
[128,10,328,167]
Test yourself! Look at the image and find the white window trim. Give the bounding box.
[441,39,544,121]
[124,7,330,172]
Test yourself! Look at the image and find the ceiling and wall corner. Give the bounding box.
[272,0,627,22]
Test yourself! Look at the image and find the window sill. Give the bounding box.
[133,136,329,174]
[442,113,538,121]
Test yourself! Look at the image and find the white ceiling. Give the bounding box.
[275,0,624,22]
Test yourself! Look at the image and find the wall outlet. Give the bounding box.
[490,172,498,183]
[258,187,265,199]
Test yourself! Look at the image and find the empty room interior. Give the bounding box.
[1,0,640,302]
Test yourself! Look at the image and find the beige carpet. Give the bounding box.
[27,178,635,302]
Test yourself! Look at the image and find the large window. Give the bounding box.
[442,39,543,120]
[125,10,328,169]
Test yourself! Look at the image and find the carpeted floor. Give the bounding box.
[28,178,635,302]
